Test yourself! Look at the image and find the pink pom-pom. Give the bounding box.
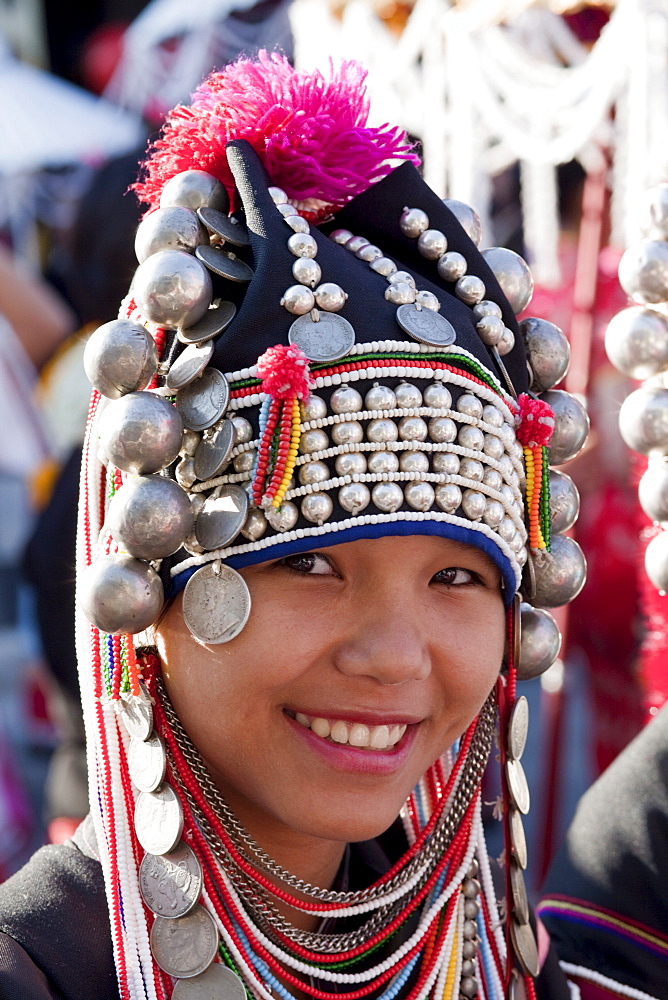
[133,51,418,213]
[516,393,555,448]
[256,344,313,401]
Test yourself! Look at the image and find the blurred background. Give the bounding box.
[0,0,666,901]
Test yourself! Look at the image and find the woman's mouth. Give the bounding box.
[289,712,408,750]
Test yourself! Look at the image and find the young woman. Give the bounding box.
[0,52,585,1000]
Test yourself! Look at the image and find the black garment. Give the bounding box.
[541,703,668,999]
[0,817,570,999]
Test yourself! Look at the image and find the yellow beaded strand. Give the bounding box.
[523,445,546,551]
[272,398,302,508]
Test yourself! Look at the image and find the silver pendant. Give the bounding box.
[135,784,184,855]
[177,369,229,432]
[505,759,530,815]
[182,562,251,644]
[194,485,249,550]
[507,696,529,761]
[196,245,254,282]
[510,862,530,925]
[396,303,456,346]
[119,682,153,741]
[509,808,527,870]
[288,311,355,362]
[172,964,247,999]
[198,207,250,248]
[139,841,203,918]
[510,919,539,979]
[178,301,237,345]
[194,419,235,481]
[150,905,219,979]
[128,733,167,793]
[167,342,215,391]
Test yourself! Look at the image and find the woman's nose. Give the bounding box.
[333,597,431,686]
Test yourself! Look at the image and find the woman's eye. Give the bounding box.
[280,553,335,576]
[433,567,476,587]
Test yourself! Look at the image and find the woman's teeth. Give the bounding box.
[294,713,407,750]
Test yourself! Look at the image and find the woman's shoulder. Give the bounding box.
[0,817,118,1000]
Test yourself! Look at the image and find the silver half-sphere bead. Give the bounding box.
[233,450,255,474]
[482,404,504,428]
[288,232,317,258]
[461,489,486,520]
[365,384,397,410]
[331,421,363,446]
[437,252,467,282]
[645,530,668,592]
[520,317,571,391]
[385,282,415,305]
[314,282,347,311]
[517,603,562,680]
[482,434,504,461]
[108,475,193,560]
[299,461,330,486]
[339,483,371,514]
[399,416,428,441]
[476,314,504,347]
[369,256,397,277]
[330,228,352,245]
[474,300,503,320]
[284,215,309,234]
[301,428,329,452]
[457,393,484,419]
[459,457,484,482]
[433,452,460,475]
[79,553,164,634]
[336,452,367,476]
[435,483,462,512]
[443,199,483,247]
[605,306,668,380]
[265,501,299,532]
[482,247,533,314]
[405,482,435,511]
[619,239,668,304]
[180,429,200,457]
[231,416,254,445]
[357,244,383,262]
[368,451,399,474]
[100,391,183,475]
[175,456,197,489]
[331,386,363,413]
[619,385,668,455]
[532,535,587,607]
[400,451,429,473]
[639,459,668,523]
[301,395,328,422]
[548,470,580,534]
[483,499,505,528]
[84,320,158,399]
[133,250,212,328]
[456,275,485,306]
[292,257,322,288]
[417,229,447,260]
[241,508,267,541]
[423,383,452,409]
[159,170,228,213]
[135,206,208,264]
[372,482,404,512]
[268,186,288,205]
[301,492,333,525]
[395,382,423,408]
[415,290,441,311]
[458,425,484,451]
[497,326,515,356]
[367,418,399,443]
[542,390,590,465]
[281,284,315,315]
[400,207,429,238]
[640,183,668,240]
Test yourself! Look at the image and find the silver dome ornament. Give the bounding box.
[482,467,503,490]
[457,394,484,419]
[605,306,668,380]
[331,421,363,446]
[331,386,363,413]
[435,483,462,512]
[433,452,460,475]
[84,320,158,399]
[474,300,503,320]
[405,482,435,511]
[549,470,580,534]
[100,392,183,475]
[356,244,383,262]
[638,459,668,523]
[423,383,452,409]
[415,290,441,311]
[298,461,330,486]
[284,215,309,234]
[300,428,329,452]
[368,451,399,474]
[365,384,397,410]
[459,458,484,482]
[437,252,467,282]
[288,232,318,258]
[233,451,255,474]
[268,186,288,204]
[542,390,590,465]
[517,603,562,680]
[335,453,367,476]
[108,476,193,560]
[640,183,668,240]
[483,499,505,528]
[619,385,668,455]
[458,425,484,451]
[159,170,228,213]
[241,508,267,542]
[79,553,164,635]
[476,314,504,347]
[175,456,197,489]
[231,416,253,445]
[618,239,668,304]
[461,490,486,520]
[372,482,404,512]
[314,283,347,311]
[532,535,587,607]
[497,326,516,356]
[385,282,416,305]
[339,483,371,514]
[482,434,504,461]
[400,451,429,473]
[265,501,298,532]
[281,285,315,315]
[645,530,668,592]
[389,271,417,288]
[345,235,369,253]
[456,275,486,306]
[398,416,428,441]
[134,207,208,264]
[301,493,333,525]
[329,228,352,245]
[399,207,429,239]
[395,382,423,408]
[520,317,571,391]
[367,419,399,443]
[133,250,212,329]
[482,247,534,314]
[292,257,322,288]
[180,428,200,457]
[443,199,483,247]
[417,229,447,260]
[301,395,327,422]
[369,256,398,277]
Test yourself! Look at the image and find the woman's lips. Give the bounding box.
[294,712,407,750]
[284,710,419,775]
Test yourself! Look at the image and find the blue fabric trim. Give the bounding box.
[169,520,515,606]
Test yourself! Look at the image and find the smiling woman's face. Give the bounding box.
[157,535,505,852]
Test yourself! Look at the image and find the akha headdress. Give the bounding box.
[75,52,589,1000]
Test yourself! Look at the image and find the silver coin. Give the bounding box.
[150,905,219,979]
[177,369,229,432]
[288,312,355,362]
[506,759,530,815]
[178,301,237,344]
[194,485,249,550]
[510,919,539,979]
[396,303,456,346]
[198,207,250,248]
[135,784,184,855]
[119,681,153,740]
[139,841,203,918]
[507,695,529,761]
[182,563,251,644]
[510,861,530,924]
[128,733,167,793]
[509,807,528,870]
[194,419,235,481]
[172,963,247,1000]
[196,245,254,282]
[167,342,215,391]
